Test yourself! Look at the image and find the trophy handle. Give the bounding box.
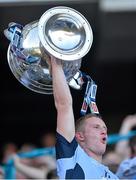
[4,6,93,95]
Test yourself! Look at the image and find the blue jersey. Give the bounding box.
[56,132,119,179]
[116,157,136,179]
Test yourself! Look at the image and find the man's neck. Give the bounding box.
[80,144,102,163]
[86,150,102,162]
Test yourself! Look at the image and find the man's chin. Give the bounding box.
[100,147,106,155]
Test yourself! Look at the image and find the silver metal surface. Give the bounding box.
[4,6,93,94]
[38,6,93,60]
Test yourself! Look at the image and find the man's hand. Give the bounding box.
[47,55,62,76]
[120,114,136,134]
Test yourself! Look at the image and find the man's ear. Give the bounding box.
[75,132,84,141]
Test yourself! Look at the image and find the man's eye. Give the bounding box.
[94,126,99,129]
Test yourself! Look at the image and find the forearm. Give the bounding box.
[15,162,47,179]
[115,122,131,153]
[51,57,75,141]
[115,115,136,158]
[51,59,72,108]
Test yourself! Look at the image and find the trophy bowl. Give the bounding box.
[4,6,93,94]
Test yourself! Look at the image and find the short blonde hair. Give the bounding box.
[75,113,103,132]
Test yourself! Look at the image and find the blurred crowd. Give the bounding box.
[1,114,136,179]
[103,114,136,179]
[0,131,58,179]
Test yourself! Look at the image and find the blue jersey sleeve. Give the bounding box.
[55,132,78,160]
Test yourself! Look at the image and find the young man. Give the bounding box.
[51,56,118,179]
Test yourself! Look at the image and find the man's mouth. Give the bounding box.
[101,137,107,144]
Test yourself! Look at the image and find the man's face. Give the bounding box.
[81,117,108,156]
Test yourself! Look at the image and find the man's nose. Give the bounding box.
[101,128,107,134]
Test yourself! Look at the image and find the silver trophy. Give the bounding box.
[4,6,93,94]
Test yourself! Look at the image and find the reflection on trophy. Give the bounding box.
[4,6,93,94]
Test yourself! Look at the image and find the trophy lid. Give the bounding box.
[38,6,93,61]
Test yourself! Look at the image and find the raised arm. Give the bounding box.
[51,56,75,142]
[115,114,136,158]
[12,155,46,179]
